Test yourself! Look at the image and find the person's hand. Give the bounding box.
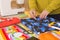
[39,10,49,19]
[30,10,36,19]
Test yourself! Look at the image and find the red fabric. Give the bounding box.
[0,17,20,28]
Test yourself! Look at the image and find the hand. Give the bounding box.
[30,10,36,19]
[39,10,49,19]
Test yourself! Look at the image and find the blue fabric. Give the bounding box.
[21,17,60,34]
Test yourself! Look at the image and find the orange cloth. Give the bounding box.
[38,32,59,40]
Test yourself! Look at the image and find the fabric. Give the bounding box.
[38,32,59,40]
[48,14,60,20]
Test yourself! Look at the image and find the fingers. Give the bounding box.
[30,10,36,19]
[33,11,36,19]
[40,13,47,19]
[30,11,34,18]
[33,11,36,16]
[39,10,49,19]
[44,13,48,19]
[39,13,46,19]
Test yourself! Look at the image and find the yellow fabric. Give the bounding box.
[29,0,60,15]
